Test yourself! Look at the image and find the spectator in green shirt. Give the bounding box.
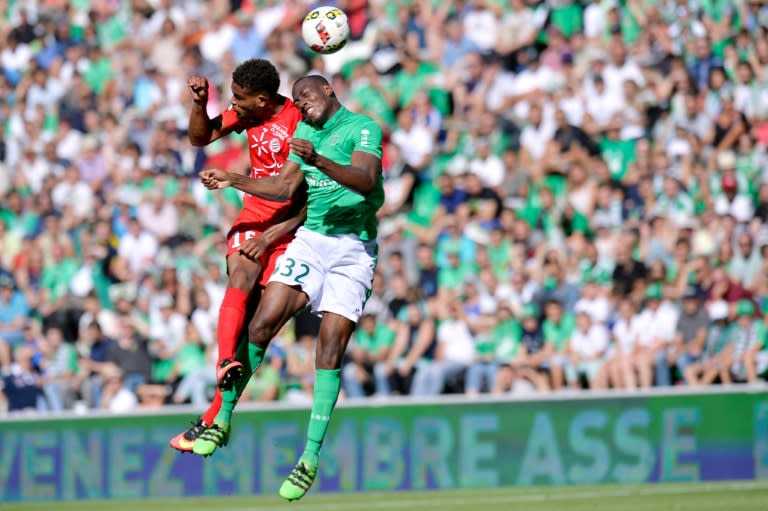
[343,313,396,398]
[393,52,439,109]
[599,121,637,182]
[242,356,281,403]
[437,247,471,293]
[724,300,764,383]
[541,299,575,390]
[466,302,519,396]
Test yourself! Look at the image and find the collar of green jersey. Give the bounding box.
[317,106,347,130]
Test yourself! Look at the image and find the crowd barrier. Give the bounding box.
[1,387,766,502]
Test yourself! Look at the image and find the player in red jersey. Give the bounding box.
[169,59,305,455]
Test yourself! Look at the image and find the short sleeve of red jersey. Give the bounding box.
[220,108,245,134]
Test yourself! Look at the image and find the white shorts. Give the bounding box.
[268,227,377,323]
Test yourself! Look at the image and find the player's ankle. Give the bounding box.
[301,450,319,467]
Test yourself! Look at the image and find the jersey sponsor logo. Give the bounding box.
[305,175,338,189]
[311,413,330,422]
[250,127,283,176]
[328,133,340,145]
[360,129,369,146]
[270,123,290,140]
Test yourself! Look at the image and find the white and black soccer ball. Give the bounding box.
[301,6,350,55]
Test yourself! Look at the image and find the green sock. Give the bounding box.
[246,343,265,373]
[302,368,341,467]
[217,342,265,425]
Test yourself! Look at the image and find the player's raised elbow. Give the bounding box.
[353,168,378,195]
[357,178,376,195]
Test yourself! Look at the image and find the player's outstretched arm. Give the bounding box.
[188,76,230,146]
[290,138,380,195]
[200,162,304,202]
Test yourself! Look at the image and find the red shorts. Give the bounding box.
[226,209,294,287]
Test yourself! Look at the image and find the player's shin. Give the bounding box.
[279,368,339,500]
[217,288,249,362]
[216,342,264,425]
[302,368,341,466]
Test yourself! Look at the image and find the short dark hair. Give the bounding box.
[294,74,330,89]
[232,59,280,96]
[293,74,335,98]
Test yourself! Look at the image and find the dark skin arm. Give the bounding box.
[289,138,380,195]
[239,195,308,261]
[187,76,232,146]
[200,161,305,202]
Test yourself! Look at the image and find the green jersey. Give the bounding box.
[493,319,522,362]
[354,324,396,355]
[543,314,576,351]
[288,107,384,241]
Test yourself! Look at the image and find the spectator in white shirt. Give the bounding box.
[583,1,607,40]
[25,68,59,116]
[18,145,50,193]
[434,296,478,394]
[573,279,612,324]
[190,288,216,347]
[715,169,754,223]
[0,33,31,77]
[118,217,159,276]
[607,298,643,390]
[520,102,556,168]
[54,118,82,162]
[199,14,235,63]
[50,165,94,221]
[100,365,138,414]
[467,137,505,188]
[462,0,500,53]
[565,311,610,389]
[585,75,624,130]
[137,190,179,243]
[148,293,188,372]
[635,283,679,387]
[603,43,645,105]
[496,271,539,316]
[390,109,434,172]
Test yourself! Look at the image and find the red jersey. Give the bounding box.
[220,98,303,225]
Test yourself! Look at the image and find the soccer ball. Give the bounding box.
[301,6,350,55]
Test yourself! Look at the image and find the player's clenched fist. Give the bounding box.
[199,169,232,189]
[289,138,317,164]
[188,76,209,105]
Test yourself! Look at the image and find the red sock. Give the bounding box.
[217,288,249,363]
[202,388,222,425]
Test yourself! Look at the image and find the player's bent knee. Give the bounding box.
[248,317,278,347]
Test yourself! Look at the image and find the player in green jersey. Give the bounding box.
[200,75,384,501]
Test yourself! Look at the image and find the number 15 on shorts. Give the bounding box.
[273,256,310,285]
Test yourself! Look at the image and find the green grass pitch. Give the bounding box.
[5,481,767,511]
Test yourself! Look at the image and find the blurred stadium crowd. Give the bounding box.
[2,0,768,415]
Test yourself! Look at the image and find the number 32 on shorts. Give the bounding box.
[275,257,310,284]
